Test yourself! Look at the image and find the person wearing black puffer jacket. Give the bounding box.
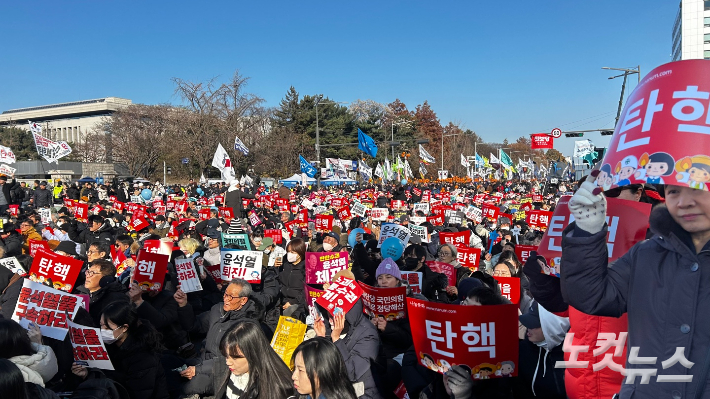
[31,181,53,208]
[278,238,308,322]
[74,260,129,326]
[0,223,23,258]
[67,215,114,253]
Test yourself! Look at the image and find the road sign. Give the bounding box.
[551,128,562,138]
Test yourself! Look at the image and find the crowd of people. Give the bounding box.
[0,170,701,399]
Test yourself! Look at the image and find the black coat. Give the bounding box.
[278,259,306,321]
[67,220,114,249]
[104,334,170,399]
[136,290,189,350]
[32,188,53,208]
[1,231,23,257]
[421,264,448,302]
[224,188,255,216]
[378,317,413,359]
[250,265,281,334]
[76,279,129,326]
[0,269,23,319]
[512,338,566,399]
[1,178,21,205]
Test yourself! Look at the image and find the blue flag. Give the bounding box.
[299,155,317,178]
[475,153,483,167]
[357,128,378,158]
[234,136,249,156]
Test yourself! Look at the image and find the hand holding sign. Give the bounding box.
[568,171,606,235]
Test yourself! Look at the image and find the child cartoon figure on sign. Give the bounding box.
[675,155,710,191]
[635,152,675,185]
[596,164,613,191]
[614,155,638,186]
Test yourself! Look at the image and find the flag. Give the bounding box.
[500,151,514,169]
[359,160,373,180]
[28,121,42,134]
[403,159,413,178]
[419,144,436,164]
[199,173,206,184]
[357,128,378,157]
[234,136,249,156]
[438,170,449,180]
[212,143,236,182]
[384,158,393,181]
[490,153,501,169]
[460,154,470,168]
[374,163,384,179]
[419,162,428,177]
[475,153,483,167]
[299,155,317,178]
[482,155,490,168]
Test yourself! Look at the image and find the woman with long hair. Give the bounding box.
[279,238,307,321]
[0,359,30,399]
[0,319,57,387]
[71,301,169,399]
[291,338,358,399]
[216,320,292,399]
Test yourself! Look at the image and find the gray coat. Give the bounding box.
[561,205,710,399]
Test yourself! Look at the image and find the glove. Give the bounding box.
[445,365,474,399]
[568,176,606,235]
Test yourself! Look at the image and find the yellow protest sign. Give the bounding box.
[270,316,307,367]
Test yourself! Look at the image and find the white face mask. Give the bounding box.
[322,242,334,251]
[101,327,124,345]
[287,253,299,263]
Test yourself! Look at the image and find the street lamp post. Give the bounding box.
[602,66,641,126]
[441,133,459,172]
[391,119,411,161]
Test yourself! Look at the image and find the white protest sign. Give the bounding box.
[301,198,314,210]
[377,223,411,248]
[0,257,26,275]
[350,201,367,218]
[314,206,327,215]
[67,319,115,370]
[0,164,16,176]
[175,258,203,293]
[12,279,82,340]
[0,145,16,164]
[221,249,263,283]
[370,208,389,221]
[413,203,430,215]
[401,271,423,295]
[39,208,52,225]
[464,206,483,224]
[410,216,426,225]
[409,224,429,243]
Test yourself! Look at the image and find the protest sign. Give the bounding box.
[8,204,19,217]
[370,208,389,221]
[248,210,262,226]
[526,210,553,229]
[439,231,471,248]
[407,298,519,377]
[426,261,457,287]
[531,133,554,149]
[444,210,465,225]
[337,206,351,222]
[0,257,26,276]
[413,203,430,215]
[133,251,169,291]
[536,196,651,276]
[218,207,235,220]
[598,60,710,190]
[409,224,429,243]
[68,319,114,370]
[422,190,431,203]
[206,263,223,285]
[74,202,89,222]
[175,258,203,293]
[142,240,174,256]
[199,208,211,221]
[129,216,149,232]
[359,283,407,320]
[221,249,262,283]
[270,316,307,366]
[377,223,411,248]
[464,206,483,223]
[482,204,499,221]
[301,198,314,210]
[401,271,423,295]
[221,233,252,249]
[493,276,521,304]
[316,276,363,315]
[391,200,406,210]
[350,201,367,218]
[0,163,16,177]
[28,250,83,292]
[13,279,82,340]
[315,214,334,233]
[410,216,426,225]
[0,144,16,164]
[514,245,536,264]
[305,251,349,285]
[305,284,325,320]
[456,246,482,270]
[426,214,444,226]
[264,229,282,245]
[28,240,50,258]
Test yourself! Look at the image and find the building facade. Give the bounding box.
[672,0,710,60]
[0,97,131,143]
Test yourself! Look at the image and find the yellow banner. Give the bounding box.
[270,316,307,367]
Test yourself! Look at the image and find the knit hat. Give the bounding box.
[375,258,401,281]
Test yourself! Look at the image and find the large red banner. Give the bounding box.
[600,60,710,191]
[359,283,407,320]
[407,298,519,377]
[531,133,554,149]
[536,196,651,276]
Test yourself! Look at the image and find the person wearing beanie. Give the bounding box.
[375,258,402,288]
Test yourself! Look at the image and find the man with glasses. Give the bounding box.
[18,219,41,254]
[173,278,260,397]
[76,259,128,325]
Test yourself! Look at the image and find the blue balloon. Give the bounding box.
[381,237,404,261]
[401,179,407,185]
[196,188,204,196]
[348,228,366,248]
[140,189,152,200]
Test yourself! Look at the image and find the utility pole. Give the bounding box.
[314,96,348,189]
[163,161,166,186]
[603,66,641,126]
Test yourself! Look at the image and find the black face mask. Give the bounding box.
[404,257,420,271]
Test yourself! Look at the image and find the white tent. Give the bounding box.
[321,176,357,186]
[279,173,316,188]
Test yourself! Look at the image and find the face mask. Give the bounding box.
[263,249,271,255]
[287,253,299,263]
[322,242,334,251]
[101,327,124,345]
[404,257,420,271]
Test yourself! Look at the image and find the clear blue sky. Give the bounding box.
[0,0,674,156]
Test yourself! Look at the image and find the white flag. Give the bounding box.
[374,163,383,179]
[419,144,436,164]
[212,143,236,182]
[403,159,413,178]
[359,160,372,180]
[460,154,470,168]
[32,132,58,163]
[419,163,428,177]
[28,121,42,134]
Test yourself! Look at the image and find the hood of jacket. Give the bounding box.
[538,304,569,351]
[9,343,58,386]
[648,204,702,256]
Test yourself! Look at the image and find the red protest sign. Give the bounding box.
[359,283,407,320]
[391,200,406,210]
[426,261,457,287]
[536,196,651,276]
[174,201,188,214]
[600,60,710,190]
[296,209,309,227]
[264,229,282,244]
[113,201,125,212]
[142,240,174,256]
[482,204,499,221]
[337,206,351,221]
[426,214,444,226]
[422,190,431,203]
[439,231,471,247]
[68,319,114,370]
[532,194,543,202]
[514,245,537,264]
[407,298,519,377]
[206,264,223,284]
[74,203,89,222]
[493,276,520,304]
[401,271,423,295]
[13,279,82,340]
[531,133,554,149]
[219,207,234,220]
[133,250,169,291]
[28,240,50,257]
[316,276,363,315]
[198,208,211,221]
[457,246,482,270]
[526,210,553,229]
[305,251,349,285]
[29,250,83,292]
[129,216,150,232]
[315,214,334,233]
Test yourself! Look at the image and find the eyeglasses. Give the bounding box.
[87,250,100,255]
[85,270,100,277]
[438,251,452,257]
[223,292,242,301]
[492,270,511,277]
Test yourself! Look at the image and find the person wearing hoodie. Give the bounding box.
[224,181,255,219]
[0,319,58,387]
[513,301,568,399]
[75,259,129,326]
[314,298,382,399]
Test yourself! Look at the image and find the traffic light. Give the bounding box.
[600,130,614,136]
[167,167,172,175]
[565,133,584,137]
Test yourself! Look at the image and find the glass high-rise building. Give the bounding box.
[672,0,710,60]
